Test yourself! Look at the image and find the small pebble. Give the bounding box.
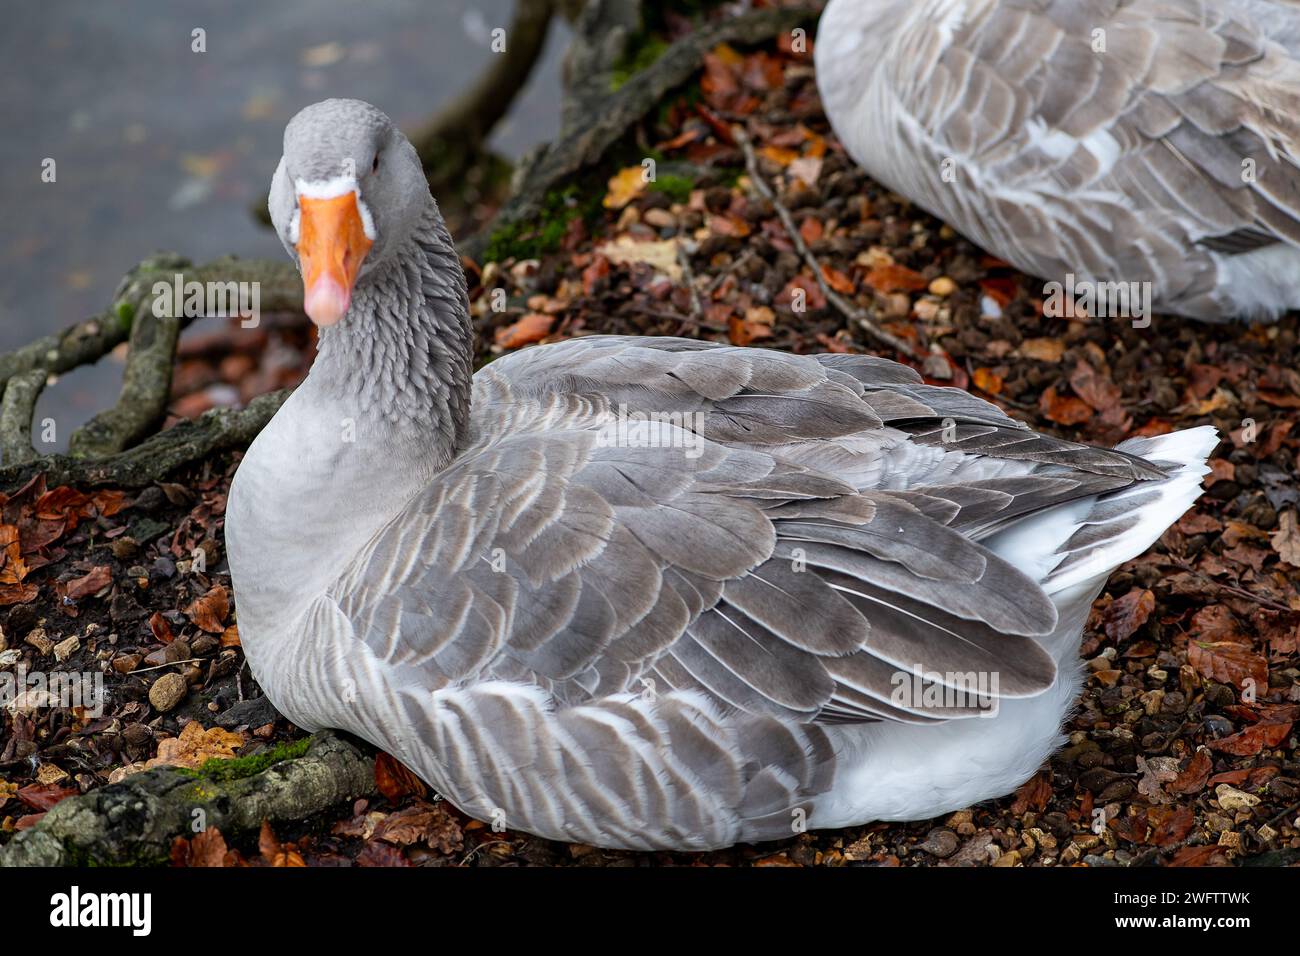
[1215,784,1260,812]
[148,672,188,712]
[52,635,80,663]
[928,276,957,297]
[916,827,959,858]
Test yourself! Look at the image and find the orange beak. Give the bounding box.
[296,192,373,327]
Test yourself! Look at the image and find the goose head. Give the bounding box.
[268,98,429,327]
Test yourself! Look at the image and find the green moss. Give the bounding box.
[482,183,605,264]
[178,736,313,783]
[650,173,694,204]
[610,35,670,91]
[114,300,134,331]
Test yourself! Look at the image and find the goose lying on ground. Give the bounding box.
[815,0,1300,322]
[226,99,1217,851]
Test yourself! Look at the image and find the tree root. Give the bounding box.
[67,257,301,459]
[0,388,290,492]
[0,370,47,467]
[0,731,374,867]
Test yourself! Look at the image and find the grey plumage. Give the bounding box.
[816,0,1300,321]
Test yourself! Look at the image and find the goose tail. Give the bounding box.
[984,425,1217,605]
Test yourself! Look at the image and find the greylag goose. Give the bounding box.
[226,99,1217,851]
[815,0,1300,322]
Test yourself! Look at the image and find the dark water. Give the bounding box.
[0,0,567,449]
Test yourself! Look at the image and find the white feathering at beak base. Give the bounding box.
[294,174,377,241]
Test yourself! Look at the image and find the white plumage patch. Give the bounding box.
[294,174,377,240]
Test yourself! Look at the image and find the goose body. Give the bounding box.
[227,100,1216,850]
[815,0,1300,321]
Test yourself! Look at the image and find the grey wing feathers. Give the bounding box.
[861,0,1300,317]
[339,337,1172,731]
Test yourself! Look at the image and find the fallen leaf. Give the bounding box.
[494,313,553,350]
[602,165,649,210]
[1016,338,1065,363]
[1270,510,1300,567]
[145,721,247,771]
[1010,771,1051,814]
[1207,721,1291,756]
[864,263,927,294]
[596,236,683,280]
[61,565,112,601]
[186,585,229,633]
[1188,640,1267,691]
[375,753,427,801]
[16,784,77,812]
[1103,589,1155,641]
[1040,386,1092,426]
[1168,749,1213,795]
[971,368,1003,395]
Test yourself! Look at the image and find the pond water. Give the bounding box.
[0,0,567,450]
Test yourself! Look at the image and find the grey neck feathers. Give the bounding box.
[309,199,472,464]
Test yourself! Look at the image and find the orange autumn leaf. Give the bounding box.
[820,264,856,295]
[145,721,247,772]
[1016,337,1066,363]
[759,145,799,166]
[186,585,230,634]
[1207,721,1291,756]
[971,367,1003,395]
[220,624,241,648]
[1040,386,1093,426]
[494,313,552,350]
[602,165,648,210]
[864,263,927,293]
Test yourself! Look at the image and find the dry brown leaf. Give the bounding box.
[1187,640,1268,692]
[971,368,1003,395]
[864,263,927,293]
[1016,338,1066,363]
[186,585,229,633]
[375,752,427,801]
[1103,588,1155,642]
[1168,749,1213,795]
[1207,720,1292,756]
[1270,509,1300,567]
[62,565,112,601]
[1040,386,1093,426]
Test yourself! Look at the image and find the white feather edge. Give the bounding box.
[293,174,377,240]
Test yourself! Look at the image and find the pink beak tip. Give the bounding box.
[303,278,350,327]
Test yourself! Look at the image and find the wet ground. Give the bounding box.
[0,0,568,449]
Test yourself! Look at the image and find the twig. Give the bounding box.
[676,241,704,321]
[0,369,48,465]
[733,125,920,358]
[126,658,204,676]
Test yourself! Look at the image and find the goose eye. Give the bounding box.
[371,153,380,174]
